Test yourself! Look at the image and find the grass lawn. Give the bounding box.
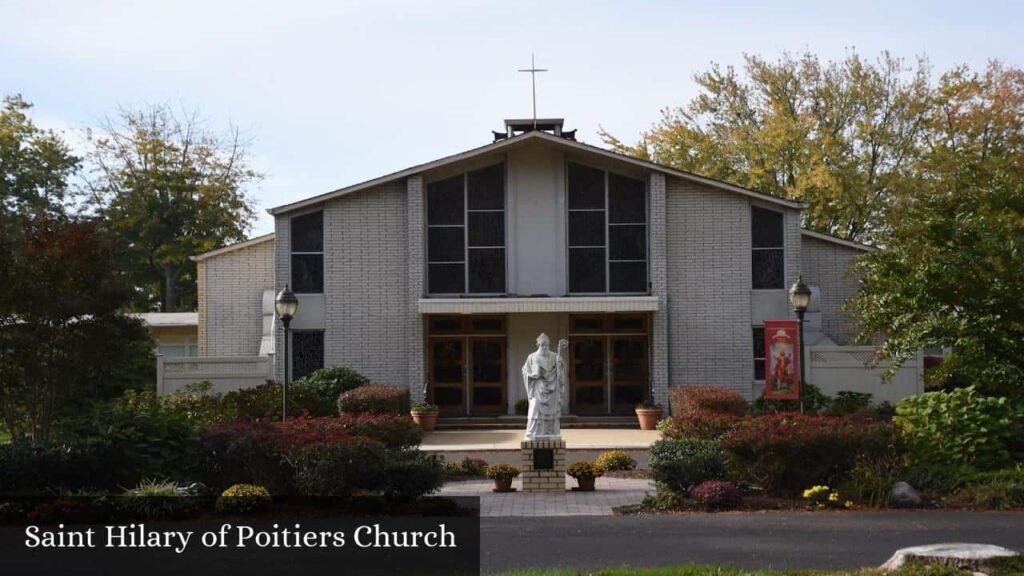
[497,563,1010,576]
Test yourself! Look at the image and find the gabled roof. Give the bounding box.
[191,233,275,262]
[800,229,878,252]
[268,130,806,216]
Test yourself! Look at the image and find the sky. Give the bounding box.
[3,0,1023,235]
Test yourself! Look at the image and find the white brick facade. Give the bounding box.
[197,238,274,356]
[321,182,412,384]
[801,235,864,344]
[665,176,755,398]
[648,172,669,407]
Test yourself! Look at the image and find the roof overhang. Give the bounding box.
[417,296,659,315]
[269,131,805,216]
[800,229,878,252]
[192,233,276,262]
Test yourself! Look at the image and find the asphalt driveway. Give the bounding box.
[481,511,1024,574]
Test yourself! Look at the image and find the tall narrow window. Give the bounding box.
[427,164,506,294]
[751,206,784,289]
[568,163,647,293]
[753,326,766,380]
[291,211,323,293]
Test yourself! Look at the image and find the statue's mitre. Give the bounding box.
[536,333,550,345]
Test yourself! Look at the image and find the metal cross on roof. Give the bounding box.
[518,53,548,129]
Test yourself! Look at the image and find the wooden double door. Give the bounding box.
[427,315,507,415]
[569,314,650,415]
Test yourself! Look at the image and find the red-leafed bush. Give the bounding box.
[670,386,748,416]
[660,410,741,441]
[336,414,422,449]
[691,480,743,510]
[273,417,355,447]
[721,414,894,496]
[337,385,409,415]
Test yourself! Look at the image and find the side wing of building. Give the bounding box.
[197,237,276,357]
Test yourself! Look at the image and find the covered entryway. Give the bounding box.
[569,314,649,415]
[427,315,507,415]
[423,306,654,417]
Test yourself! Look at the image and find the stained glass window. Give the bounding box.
[291,331,324,381]
[291,211,324,293]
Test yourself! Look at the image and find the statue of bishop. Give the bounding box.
[521,333,568,440]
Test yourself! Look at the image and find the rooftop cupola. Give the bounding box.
[493,118,576,142]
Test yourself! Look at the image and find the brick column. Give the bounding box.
[649,172,670,409]
[407,175,426,403]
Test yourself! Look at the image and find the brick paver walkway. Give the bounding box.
[438,477,655,517]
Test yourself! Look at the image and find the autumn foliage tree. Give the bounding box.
[0,217,154,441]
[85,105,261,312]
[601,51,931,244]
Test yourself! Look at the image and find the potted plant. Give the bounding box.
[410,402,438,432]
[567,461,604,491]
[514,398,529,415]
[484,463,520,493]
[635,399,663,430]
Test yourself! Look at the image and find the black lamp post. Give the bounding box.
[788,276,812,411]
[275,285,299,421]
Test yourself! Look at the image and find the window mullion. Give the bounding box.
[463,174,469,294]
[604,171,610,294]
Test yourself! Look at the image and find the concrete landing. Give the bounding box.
[422,429,660,468]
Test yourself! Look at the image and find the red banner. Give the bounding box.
[764,320,801,400]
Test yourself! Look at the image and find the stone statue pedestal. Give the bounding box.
[521,438,566,492]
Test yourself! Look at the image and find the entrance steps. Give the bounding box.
[435,415,639,430]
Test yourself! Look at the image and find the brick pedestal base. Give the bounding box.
[521,438,566,492]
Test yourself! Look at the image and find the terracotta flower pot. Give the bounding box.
[635,408,663,430]
[493,478,514,493]
[411,411,437,432]
[574,477,597,491]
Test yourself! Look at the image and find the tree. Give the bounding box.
[849,63,1024,396]
[0,216,155,442]
[601,51,931,244]
[0,95,80,225]
[85,105,261,312]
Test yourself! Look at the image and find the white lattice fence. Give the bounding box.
[157,355,274,395]
[807,346,924,405]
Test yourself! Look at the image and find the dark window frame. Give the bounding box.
[753,326,766,381]
[426,164,506,295]
[290,210,324,294]
[567,163,648,295]
[751,205,786,290]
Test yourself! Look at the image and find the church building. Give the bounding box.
[194,118,873,415]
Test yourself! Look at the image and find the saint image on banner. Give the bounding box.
[764,320,801,400]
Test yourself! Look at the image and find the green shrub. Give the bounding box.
[51,391,200,488]
[826,391,875,416]
[669,386,748,416]
[119,479,202,519]
[642,487,684,511]
[956,467,1024,510]
[197,420,292,493]
[721,413,893,496]
[160,382,240,427]
[215,484,272,515]
[896,386,1024,471]
[648,438,727,495]
[378,450,443,503]
[750,382,831,414]
[595,450,637,472]
[288,439,388,497]
[223,381,332,420]
[337,385,409,415]
[293,366,369,412]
